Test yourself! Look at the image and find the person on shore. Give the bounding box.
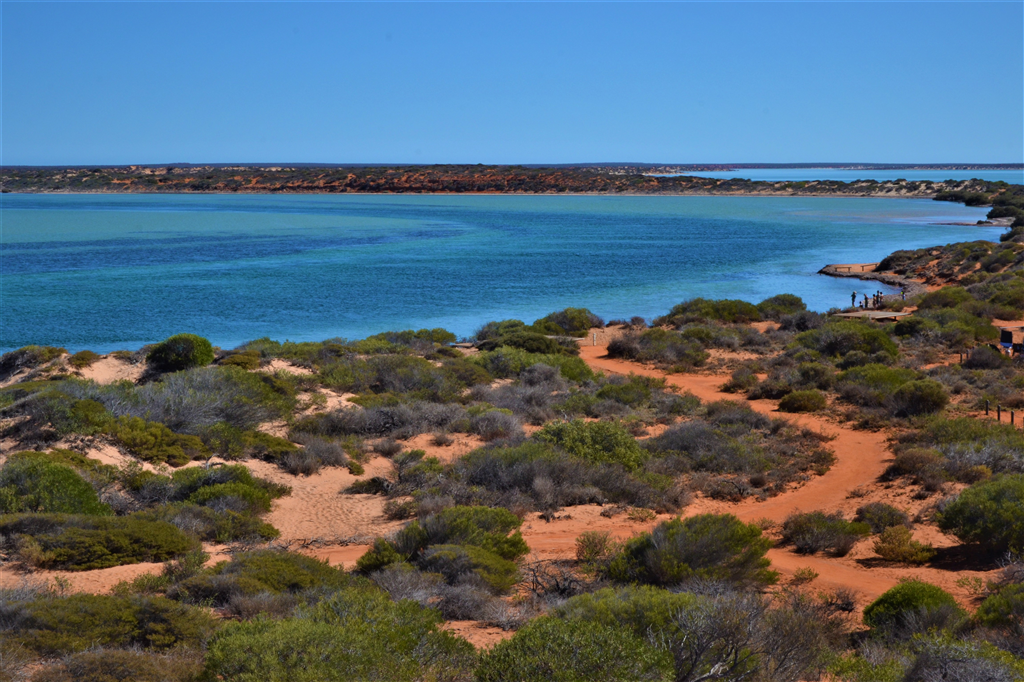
[901,289,906,301]
[864,294,870,309]
[851,291,857,307]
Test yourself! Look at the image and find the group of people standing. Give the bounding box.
[851,288,906,310]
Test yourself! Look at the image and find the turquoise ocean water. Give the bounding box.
[0,194,1002,353]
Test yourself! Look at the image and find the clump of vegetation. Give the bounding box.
[536,420,647,472]
[29,649,204,682]
[756,293,806,320]
[4,592,216,655]
[0,514,199,570]
[477,616,670,682]
[796,320,898,359]
[147,333,215,372]
[0,451,110,515]
[781,511,870,556]
[654,298,762,326]
[607,329,709,369]
[872,525,935,564]
[604,514,777,587]
[67,350,101,369]
[203,586,477,682]
[0,345,66,378]
[779,389,827,413]
[854,502,909,533]
[938,474,1024,554]
[862,580,964,636]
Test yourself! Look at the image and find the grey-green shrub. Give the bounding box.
[147,333,215,372]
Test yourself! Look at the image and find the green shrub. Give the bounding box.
[140,503,280,544]
[872,526,935,564]
[471,346,594,382]
[0,514,199,570]
[203,587,476,682]
[606,329,709,369]
[170,463,290,502]
[0,453,110,515]
[220,350,261,370]
[29,649,203,682]
[781,511,870,556]
[862,580,963,632]
[476,617,672,682]
[536,420,647,472]
[891,380,948,416]
[975,584,1024,632]
[937,474,1024,554]
[108,416,206,466]
[0,345,66,374]
[854,502,909,533]
[420,543,519,593]
[11,593,215,655]
[796,320,898,359]
[147,334,215,372]
[655,298,761,326]
[534,307,605,336]
[575,531,616,565]
[605,514,776,587]
[68,350,102,369]
[779,389,827,413]
[172,549,354,605]
[757,294,806,319]
[187,482,273,514]
[477,331,574,355]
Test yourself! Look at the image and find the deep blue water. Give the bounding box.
[660,169,1024,183]
[0,194,1002,353]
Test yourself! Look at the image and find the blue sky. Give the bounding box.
[2,2,1021,165]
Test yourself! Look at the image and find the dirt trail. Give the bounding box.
[514,342,1000,607]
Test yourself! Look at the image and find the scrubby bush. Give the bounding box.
[964,345,1012,370]
[293,400,467,440]
[477,331,574,356]
[67,350,101,369]
[854,502,909,533]
[575,531,616,565]
[536,420,647,472]
[471,346,595,382]
[605,514,776,587]
[976,583,1024,634]
[0,452,110,515]
[862,580,963,634]
[938,474,1024,554]
[420,544,520,593]
[0,514,199,570]
[836,364,918,406]
[872,526,935,564]
[7,593,215,655]
[476,617,671,682]
[796,320,898,359]
[29,649,203,682]
[891,379,949,417]
[220,350,261,370]
[781,511,869,556]
[107,416,206,466]
[779,390,827,413]
[203,587,476,682]
[147,334,215,372]
[534,307,605,336]
[757,294,806,320]
[607,329,708,369]
[170,549,354,606]
[0,345,66,376]
[655,298,762,326]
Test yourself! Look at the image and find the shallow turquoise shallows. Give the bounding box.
[0,194,1001,353]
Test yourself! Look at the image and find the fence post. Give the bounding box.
[592,333,596,347]
[997,405,1001,422]
[985,400,989,415]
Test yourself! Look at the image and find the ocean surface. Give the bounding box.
[0,194,1002,353]
[667,169,1024,184]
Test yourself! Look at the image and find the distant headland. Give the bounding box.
[1,164,1022,198]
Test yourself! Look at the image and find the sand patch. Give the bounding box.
[402,432,485,464]
[78,356,144,384]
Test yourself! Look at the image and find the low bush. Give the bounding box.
[937,474,1024,554]
[534,307,604,336]
[170,549,354,606]
[147,334,215,372]
[67,350,101,369]
[140,503,280,543]
[29,649,203,682]
[0,514,199,570]
[0,452,110,515]
[605,514,777,587]
[575,530,616,565]
[8,593,215,655]
[293,400,468,440]
[872,526,935,564]
[219,349,262,370]
[796,320,898,359]
[964,345,1012,370]
[779,389,827,413]
[654,298,762,326]
[419,543,520,593]
[476,617,671,682]
[471,346,595,382]
[607,329,708,369]
[975,583,1024,634]
[890,379,949,416]
[477,331,575,356]
[862,580,963,634]
[854,502,909,533]
[0,345,66,376]
[107,416,207,466]
[757,293,806,320]
[203,587,476,682]
[536,420,647,472]
[781,511,870,556]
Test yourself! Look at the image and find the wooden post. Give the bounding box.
[592,333,597,346]
[1012,410,1016,426]
[985,400,989,415]
[997,405,1001,422]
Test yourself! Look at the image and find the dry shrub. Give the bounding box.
[575,531,615,564]
[872,526,935,565]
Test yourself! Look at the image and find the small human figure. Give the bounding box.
[851,291,857,307]
[901,289,906,301]
[864,294,869,308]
